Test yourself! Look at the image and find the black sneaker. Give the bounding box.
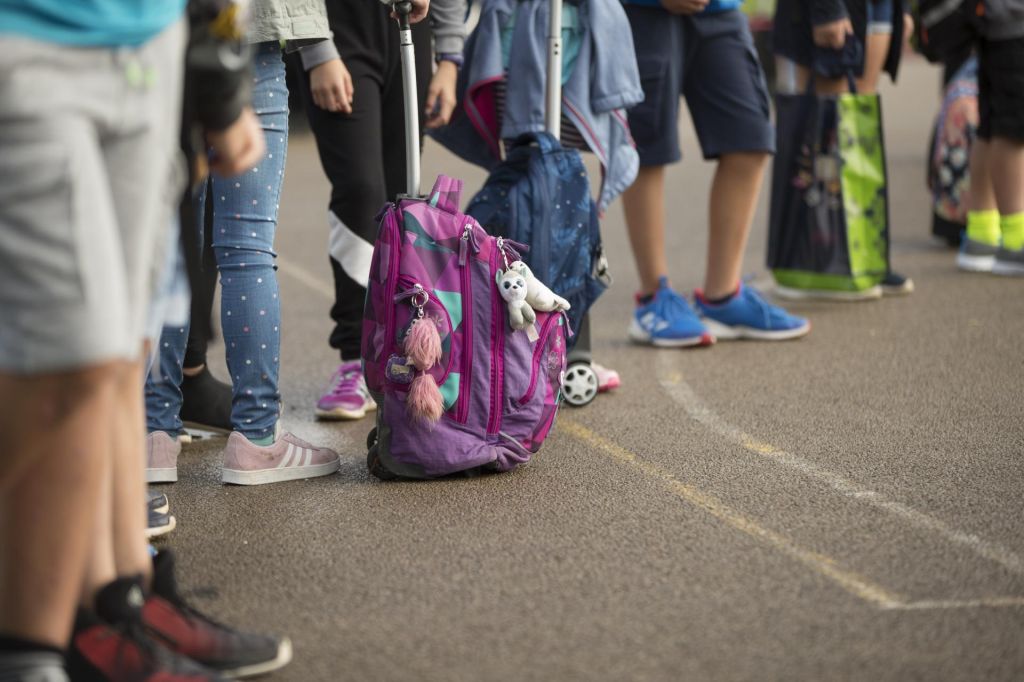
[880,271,914,296]
[68,578,226,681]
[180,367,233,435]
[146,508,176,540]
[147,489,169,515]
[142,551,292,679]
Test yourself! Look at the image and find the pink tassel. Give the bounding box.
[404,318,442,371]
[407,372,444,425]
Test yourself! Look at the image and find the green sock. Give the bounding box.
[250,434,275,446]
[1000,212,1024,251]
[967,210,1001,246]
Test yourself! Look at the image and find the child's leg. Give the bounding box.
[989,137,1024,216]
[0,367,116,647]
[210,43,289,441]
[705,152,769,298]
[682,12,774,293]
[622,166,670,296]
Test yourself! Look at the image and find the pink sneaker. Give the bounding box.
[315,361,376,420]
[222,432,340,485]
[146,431,181,483]
[592,363,621,393]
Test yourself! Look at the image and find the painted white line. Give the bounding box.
[656,358,1024,578]
[560,420,905,609]
[895,597,1024,611]
[277,254,335,300]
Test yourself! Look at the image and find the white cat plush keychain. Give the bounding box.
[496,269,536,331]
[507,261,570,313]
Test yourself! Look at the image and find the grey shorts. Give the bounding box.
[623,6,775,164]
[0,20,186,374]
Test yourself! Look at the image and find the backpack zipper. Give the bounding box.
[487,246,504,435]
[456,222,479,423]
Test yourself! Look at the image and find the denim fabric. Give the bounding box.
[143,216,190,438]
[145,41,287,439]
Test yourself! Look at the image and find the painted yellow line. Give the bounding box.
[559,419,905,610]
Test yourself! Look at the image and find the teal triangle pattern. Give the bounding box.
[433,289,463,330]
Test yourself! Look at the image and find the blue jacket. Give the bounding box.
[429,0,644,212]
[621,0,743,14]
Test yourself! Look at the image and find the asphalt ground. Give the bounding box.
[163,58,1024,681]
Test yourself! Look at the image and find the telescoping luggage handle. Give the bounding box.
[382,0,421,197]
[546,0,563,138]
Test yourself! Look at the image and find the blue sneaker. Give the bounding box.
[695,284,810,341]
[629,277,713,347]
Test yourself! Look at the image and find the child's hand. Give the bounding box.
[659,0,709,14]
[391,0,430,23]
[206,107,265,177]
[310,58,354,114]
[903,12,914,44]
[425,61,458,129]
[812,18,853,49]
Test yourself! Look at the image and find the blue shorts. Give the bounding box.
[623,6,775,165]
[867,0,894,35]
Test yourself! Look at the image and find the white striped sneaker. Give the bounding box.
[222,432,339,485]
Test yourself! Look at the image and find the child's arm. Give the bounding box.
[425,0,467,129]
[294,39,354,114]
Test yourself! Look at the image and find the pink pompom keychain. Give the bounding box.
[403,287,444,425]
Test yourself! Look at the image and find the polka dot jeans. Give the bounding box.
[147,42,288,440]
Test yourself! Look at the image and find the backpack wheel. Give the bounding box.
[366,427,378,450]
[561,362,598,407]
[367,445,397,481]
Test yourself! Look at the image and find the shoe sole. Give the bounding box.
[628,320,714,348]
[220,638,293,680]
[314,403,377,421]
[774,285,882,301]
[182,420,232,436]
[222,459,340,485]
[703,318,812,341]
[992,260,1024,276]
[145,515,177,539]
[881,281,915,296]
[146,468,178,484]
[957,253,996,272]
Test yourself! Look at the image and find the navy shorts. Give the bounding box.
[623,6,775,165]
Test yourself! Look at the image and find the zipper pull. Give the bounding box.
[459,223,479,266]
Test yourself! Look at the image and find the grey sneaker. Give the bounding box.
[222,432,339,485]
[957,237,1000,272]
[146,431,180,483]
[146,489,169,515]
[0,652,68,682]
[146,507,177,539]
[992,247,1024,276]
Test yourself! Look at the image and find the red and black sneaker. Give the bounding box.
[143,551,292,679]
[69,586,225,681]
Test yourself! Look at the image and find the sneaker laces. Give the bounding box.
[741,287,778,327]
[325,363,366,399]
[650,286,695,327]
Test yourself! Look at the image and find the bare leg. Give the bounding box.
[969,139,997,212]
[0,366,117,647]
[705,152,769,298]
[622,165,670,296]
[855,33,892,94]
[989,136,1024,214]
[80,356,154,608]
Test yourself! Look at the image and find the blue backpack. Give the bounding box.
[466,132,608,342]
